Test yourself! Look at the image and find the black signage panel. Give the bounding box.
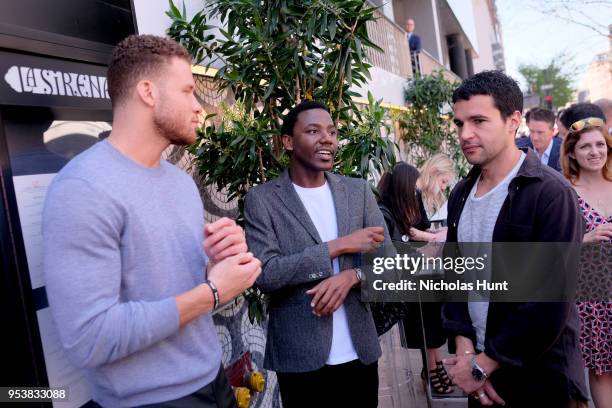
[0,51,111,110]
[0,0,134,47]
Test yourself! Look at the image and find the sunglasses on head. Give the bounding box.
[569,117,605,133]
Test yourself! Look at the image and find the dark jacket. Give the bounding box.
[515,135,562,171]
[442,149,587,403]
[407,32,422,53]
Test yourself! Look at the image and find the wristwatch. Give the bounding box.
[470,355,488,382]
[354,267,363,282]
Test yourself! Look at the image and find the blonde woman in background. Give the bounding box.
[417,153,456,226]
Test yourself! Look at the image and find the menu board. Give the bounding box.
[13,173,92,408]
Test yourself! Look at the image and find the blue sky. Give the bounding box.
[496,0,611,90]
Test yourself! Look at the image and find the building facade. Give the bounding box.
[577,51,612,103]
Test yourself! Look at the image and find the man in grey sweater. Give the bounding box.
[42,35,261,407]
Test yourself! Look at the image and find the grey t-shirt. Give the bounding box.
[458,152,525,350]
[43,140,221,407]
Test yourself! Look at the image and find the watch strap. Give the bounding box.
[471,355,488,381]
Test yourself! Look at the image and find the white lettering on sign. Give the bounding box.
[4,66,109,99]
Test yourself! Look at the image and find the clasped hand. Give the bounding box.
[306,269,358,316]
[444,355,505,406]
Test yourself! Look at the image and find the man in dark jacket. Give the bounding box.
[443,71,588,407]
[516,107,562,171]
[406,18,422,75]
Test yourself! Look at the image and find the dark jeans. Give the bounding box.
[92,364,236,408]
[468,397,588,408]
[467,366,588,408]
[276,359,379,408]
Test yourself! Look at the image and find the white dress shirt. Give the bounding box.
[537,139,554,166]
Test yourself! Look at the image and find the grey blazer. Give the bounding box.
[244,170,392,373]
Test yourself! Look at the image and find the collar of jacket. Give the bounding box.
[273,169,349,244]
[462,147,544,194]
[275,168,342,188]
[446,148,548,243]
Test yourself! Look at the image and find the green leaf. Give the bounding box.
[262,78,277,100]
[320,13,328,36]
[229,134,245,147]
[168,0,181,19]
[354,37,362,62]
[165,0,387,322]
[328,19,336,40]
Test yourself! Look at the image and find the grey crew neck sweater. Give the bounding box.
[42,140,221,407]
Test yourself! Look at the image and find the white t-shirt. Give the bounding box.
[458,152,526,350]
[293,182,359,365]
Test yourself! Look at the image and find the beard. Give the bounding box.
[153,101,196,146]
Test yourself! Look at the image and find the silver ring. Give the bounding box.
[479,393,486,399]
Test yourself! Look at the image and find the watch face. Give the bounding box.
[472,366,485,382]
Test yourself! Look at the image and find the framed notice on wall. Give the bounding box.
[2,107,111,406]
[14,173,92,408]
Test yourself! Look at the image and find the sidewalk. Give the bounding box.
[382,342,595,408]
[378,325,467,408]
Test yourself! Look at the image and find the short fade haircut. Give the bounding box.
[525,107,555,128]
[560,103,606,129]
[452,70,523,120]
[107,34,191,108]
[280,100,330,136]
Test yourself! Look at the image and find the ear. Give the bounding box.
[507,111,522,135]
[281,134,293,152]
[135,80,156,108]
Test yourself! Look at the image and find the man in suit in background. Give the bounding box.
[406,18,422,75]
[516,107,562,171]
[244,101,391,407]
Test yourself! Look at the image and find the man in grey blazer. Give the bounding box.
[244,101,392,407]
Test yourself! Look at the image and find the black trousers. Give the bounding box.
[138,364,236,408]
[468,397,588,408]
[90,364,237,408]
[276,359,379,408]
[467,367,588,408]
